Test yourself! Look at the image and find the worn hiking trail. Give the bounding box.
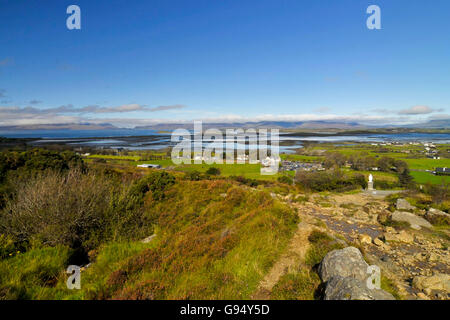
[251,205,318,299]
[252,191,450,300]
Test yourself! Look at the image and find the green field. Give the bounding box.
[410,171,450,185]
[88,154,141,161]
[403,158,450,171]
[174,163,281,180]
[280,154,322,162]
[342,169,399,183]
[86,142,450,184]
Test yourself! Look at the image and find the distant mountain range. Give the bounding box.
[0,119,448,131]
[0,123,118,131]
[134,120,365,130]
[403,119,450,129]
[135,119,450,130]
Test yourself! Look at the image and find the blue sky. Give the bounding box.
[0,0,449,127]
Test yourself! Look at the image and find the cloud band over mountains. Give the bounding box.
[0,102,447,127]
[0,104,186,115]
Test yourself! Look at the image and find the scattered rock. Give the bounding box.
[358,234,372,245]
[319,247,369,282]
[425,208,450,225]
[376,210,391,225]
[141,234,156,243]
[385,226,396,234]
[324,276,395,300]
[416,292,430,300]
[373,238,384,246]
[412,273,450,294]
[391,211,432,229]
[383,230,414,243]
[427,253,439,263]
[396,198,416,211]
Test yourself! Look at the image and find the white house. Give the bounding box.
[137,164,161,169]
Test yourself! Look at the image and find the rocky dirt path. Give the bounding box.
[251,210,317,299]
[252,191,449,300]
[289,193,449,300]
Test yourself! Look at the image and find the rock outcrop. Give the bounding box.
[319,247,395,300]
[391,211,432,230]
[319,247,368,282]
[412,273,450,295]
[425,208,450,225]
[396,198,416,211]
[324,275,395,300]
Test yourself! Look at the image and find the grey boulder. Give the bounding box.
[396,198,416,211]
[324,276,395,300]
[391,211,432,230]
[425,208,450,225]
[319,247,369,282]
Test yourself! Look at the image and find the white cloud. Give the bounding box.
[398,105,434,115]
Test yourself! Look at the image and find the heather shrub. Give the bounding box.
[0,169,113,251]
[295,170,366,192]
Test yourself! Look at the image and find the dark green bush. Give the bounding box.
[231,176,261,187]
[205,167,221,176]
[0,149,83,177]
[277,175,293,185]
[129,171,176,201]
[295,170,366,192]
[184,170,206,181]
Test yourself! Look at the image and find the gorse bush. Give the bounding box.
[128,171,175,201]
[0,148,84,210]
[108,171,176,241]
[277,175,293,185]
[184,170,205,181]
[230,175,262,187]
[0,169,114,251]
[295,170,366,192]
[205,167,221,176]
[0,149,83,180]
[0,168,177,252]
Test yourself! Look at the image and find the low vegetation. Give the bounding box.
[0,149,299,299]
[295,169,366,192]
[0,143,448,300]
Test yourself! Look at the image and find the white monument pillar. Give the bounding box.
[368,174,374,191]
